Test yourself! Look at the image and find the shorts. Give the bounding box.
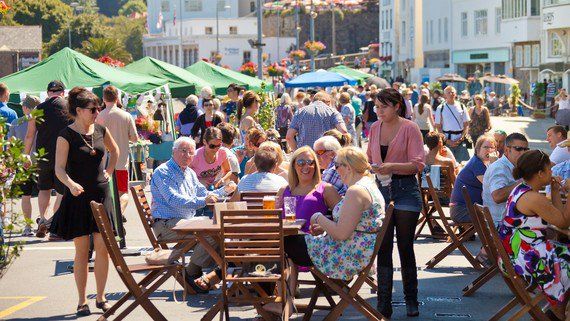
[115,169,129,193]
[378,175,422,213]
[17,177,35,196]
[284,235,314,267]
[37,161,65,194]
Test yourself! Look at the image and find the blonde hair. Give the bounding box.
[288,146,321,191]
[475,134,496,155]
[313,91,332,105]
[258,141,283,166]
[335,146,372,175]
[339,92,351,105]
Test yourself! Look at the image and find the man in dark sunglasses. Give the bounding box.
[482,133,529,223]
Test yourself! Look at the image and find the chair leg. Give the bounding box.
[489,295,520,321]
[462,266,498,296]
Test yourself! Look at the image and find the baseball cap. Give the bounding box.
[22,95,41,109]
[47,80,65,92]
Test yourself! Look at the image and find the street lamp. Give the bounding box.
[68,2,81,48]
[216,1,231,60]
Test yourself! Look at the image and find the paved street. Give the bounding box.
[0,115,556,321]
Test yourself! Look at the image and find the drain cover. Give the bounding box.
[391,300,425,306]
[434,313,471,318]
[426,297,462,303]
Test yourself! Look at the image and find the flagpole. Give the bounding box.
[178,0,183,67]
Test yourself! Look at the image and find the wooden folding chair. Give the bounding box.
[304,203,395,321]
[130,184,197,294]
[415,166,453,239]
[90,201,182,321]
[218,208,290,321]
[476,204,560,321]
[424,174,482,269]
[239,191,278,203]
[461,187,499,296]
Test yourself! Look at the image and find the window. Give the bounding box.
[495,8,501,34]
[389,9,393,28]
[401,21,406,46]
[532,44,540,66]
[425,21,429,44]
[474,10,487,35]
[438,18,442,43]
[381,10,385,30]
[550,32,563,57]
[217,0,227,11]
[444,17,448,42]
[229,26,237,34]
[205,27,213,35]
[515,46,523,67]
[161,0,170,12]
[523,45,531,67]
[185,0,202,12]
[430,20,434,44]
[530,0,539,16]
[243,51,251,63]
[461,12,468,37]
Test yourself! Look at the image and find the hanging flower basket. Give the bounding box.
[289,50,306,60]
[97,55,125,67]
[0,1,10,14]
[304,41,326,56]
[369,58,380,66]
[239,62,258,77]
[267,63,286,77]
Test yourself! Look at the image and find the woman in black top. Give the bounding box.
[50,87,118,317]
[191,98,224,147]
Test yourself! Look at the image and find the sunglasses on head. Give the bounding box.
[208,143,222,149]
[295,159,315,167]
[81,106,100,114]
[508,145,529,152]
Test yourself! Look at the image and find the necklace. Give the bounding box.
[76,127,97,156]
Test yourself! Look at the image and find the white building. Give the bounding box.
[451,0,511,80]
[501,0,541,95]
[420,0,451,82]
[379,0,423,82]
[143,0,294,70]
[540,0,570,91]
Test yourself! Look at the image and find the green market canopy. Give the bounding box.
[0,47,167,96]
[185,60,271,95]
[124,57,212,98]
[328,65,372,85]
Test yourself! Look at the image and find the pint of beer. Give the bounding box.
[263,195,276,209]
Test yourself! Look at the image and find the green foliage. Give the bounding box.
[0,110,45,279]
[106,15,145,60]
[80,37,132,62]
[430,82,442,92]
[118,0,146,16]
[256,83,277,131]
[509,84,522,108]
[44,13,109,55]
[3,0,72,43]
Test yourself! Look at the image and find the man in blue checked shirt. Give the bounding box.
[313,136,347,196]
[150,136,236,293]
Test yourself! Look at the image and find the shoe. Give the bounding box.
[22,225,34,236]
[48,233,63,241]
[405,299,420,317]
[36,218,48,238]
[402,267,419,317]
[185,273,209,294]
[95,300,111,312]
[76,304,91,317]
[376,266,393,319]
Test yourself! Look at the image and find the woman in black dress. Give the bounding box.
[49,87,118,317]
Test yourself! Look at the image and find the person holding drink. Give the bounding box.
[367,88,425,318]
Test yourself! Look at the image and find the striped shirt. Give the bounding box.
[322,160,347,196]
[150,158,226,219]
[289,101,344,148]
[237,172,288,193]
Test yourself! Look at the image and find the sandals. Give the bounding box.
[76,304,91,317]
[185,273,209,294]
[195,275,212,291]
[96,300,111,312]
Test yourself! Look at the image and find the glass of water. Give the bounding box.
[283,196,297,222]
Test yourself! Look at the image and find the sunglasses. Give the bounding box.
[81,106,100,114]
[203,103,214,107]
[252,141,264,148]
[334,162,347,170]
[315,149,331,156]
[295,159,315,167]
[208,143,222,149]
[508,146,529,152]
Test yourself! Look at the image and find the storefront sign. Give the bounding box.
[224,48,239,56]
[470,53,489,60]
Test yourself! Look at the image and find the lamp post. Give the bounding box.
[309,7,317,71]
[216,1,231,64]
[295,5,300,75]
[68,2,80,48]
[256,0,263,79]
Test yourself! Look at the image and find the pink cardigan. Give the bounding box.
[366,118,425,175]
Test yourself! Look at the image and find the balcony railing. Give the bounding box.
[544,0,570,6]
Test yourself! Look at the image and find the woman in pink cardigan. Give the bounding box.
[367,88,425,319]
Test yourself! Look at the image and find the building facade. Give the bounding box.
[0,26,42,78]
[420,0,451,82]
[540,0,570,91]
[143,0,294,70]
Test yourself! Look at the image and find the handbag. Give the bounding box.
[145,248,176,265]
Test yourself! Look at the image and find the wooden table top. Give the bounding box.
[172,217,306,233]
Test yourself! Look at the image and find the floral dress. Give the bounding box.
[305,177,385,280]
[497,183,570,305]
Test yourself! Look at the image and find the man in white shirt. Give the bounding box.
[546,125,570,164]
[96,86,138,217]
[435,86,471,163]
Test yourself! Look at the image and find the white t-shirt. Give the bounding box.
[549,144,570,164]
[558,98,570,111]
[435,101,470,141]
[222,147,241,174]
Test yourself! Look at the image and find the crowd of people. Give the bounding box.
[0,77,569,319]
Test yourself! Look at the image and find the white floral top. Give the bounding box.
[306,176,385,280]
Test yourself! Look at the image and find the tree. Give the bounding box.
[2,0,71,43]
[118,0,146,16]
[106,15,145,61]
[80,37,132,62]
[44,13,109,55]
[97,0,121,16]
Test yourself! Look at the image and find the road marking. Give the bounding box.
[0,296,46,318]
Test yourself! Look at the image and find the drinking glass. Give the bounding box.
[283,196,297,222]
[263,195,276,210]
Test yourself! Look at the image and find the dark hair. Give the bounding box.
[505,132,528,147]
[246,127,267,146]
[547,125,568,140]
[203,126,222,143]
[227,83,239,92]
[103,85,119,103]
[217,122,238,145]
[237,90,259,122]
[433,89,443,96]
[425,131,443,150]
[67,87,99,117]
[375,88,407,118]
[418,93,429,115]
[253,147,279,172]
[202,98,212,105]
[0,83,8,97]
[512,150,551,181]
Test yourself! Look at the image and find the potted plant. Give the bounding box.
[304,41,326,56]
[267,63,286,77]
[289,50,306,60]
[508,84,522,116]
[239,62,257,77]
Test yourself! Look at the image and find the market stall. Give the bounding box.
[285,70,357,88]
[328,65,372,85]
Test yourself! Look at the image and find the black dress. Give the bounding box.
[49,124,114,240]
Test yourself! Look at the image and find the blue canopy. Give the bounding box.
[285,70,357,88]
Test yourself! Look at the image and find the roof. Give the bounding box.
[0,26,42,52]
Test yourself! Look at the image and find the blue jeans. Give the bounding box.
[449,141,470,163]
[377,175,422,213]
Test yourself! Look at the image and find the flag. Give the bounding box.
[173,9,176,26]
[156,10,163,29]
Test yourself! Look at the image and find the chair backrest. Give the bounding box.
[426,174,455,235]
[367,202,394,268]
[90,201,138,288]
[419,165,453,199]
[213,201,248,225]
[220,209,284,271]
[239,191,278,203]
[462,187,497,264]
[130,185,162,249]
